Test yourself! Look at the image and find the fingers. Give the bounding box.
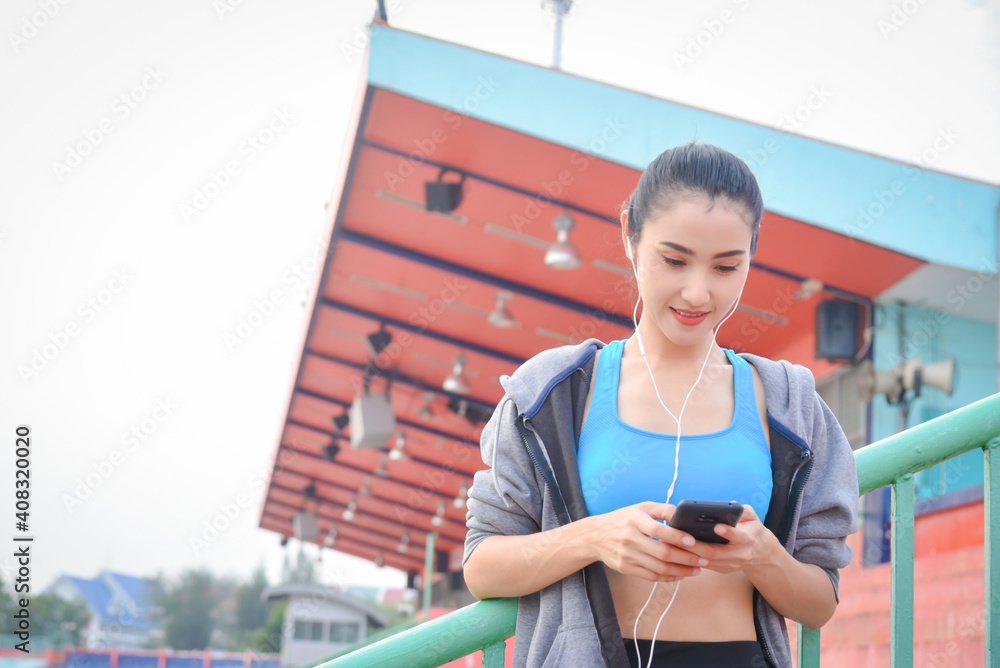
[713,502,758,543]
[625,566,684,584]
[713,523,751,545]
[734,502,758,523]
[628,549,703,580]
[638,501,676,523]
[618,520,705,568]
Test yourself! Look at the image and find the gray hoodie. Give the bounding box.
[463,339,859,668]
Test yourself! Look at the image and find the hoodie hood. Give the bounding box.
[737,352,819,452]
[498,338,605,418]
[481,338,604,510]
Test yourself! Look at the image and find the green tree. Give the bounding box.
[235,563,270,632]
[31,593,91,647]
[156,570,216,649]
[250,600,284,654]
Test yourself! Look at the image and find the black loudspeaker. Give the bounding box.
[425,182,463,213]
[425,169,465,213]
[406,570,419,590]
[815,300,859,360]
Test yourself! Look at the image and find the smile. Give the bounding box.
[671,307,709,325]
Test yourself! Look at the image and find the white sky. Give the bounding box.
[1,0,997,599]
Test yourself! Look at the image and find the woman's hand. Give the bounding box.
[586,501,709,582]
[679,504,779,574]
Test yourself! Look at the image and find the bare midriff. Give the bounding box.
[610,568,757,641]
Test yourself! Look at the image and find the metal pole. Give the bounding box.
[984,438,1000,665]
[552,0,569,69]
[423,531,436,617]
[889,474,915,666]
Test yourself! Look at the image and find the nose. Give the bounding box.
[681,271,710,308]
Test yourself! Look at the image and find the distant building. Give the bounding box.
[47,571,159,649]
[262,585,391,667]
[376,587,417,617]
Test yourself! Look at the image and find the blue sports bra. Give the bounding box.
[577,339,773,520]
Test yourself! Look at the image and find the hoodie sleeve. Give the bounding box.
[463,394,544,567]
[793,391,861,601]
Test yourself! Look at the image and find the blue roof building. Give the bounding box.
[48,571,160,648]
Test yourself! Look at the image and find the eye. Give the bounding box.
[716,265,739,274]
[662,257,685,267]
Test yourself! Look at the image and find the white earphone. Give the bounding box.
[624,228,745,668]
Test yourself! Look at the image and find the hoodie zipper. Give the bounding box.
[785,451,815,536]
[513,415,567,528]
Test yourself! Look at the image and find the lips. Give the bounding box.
[671,307,709,326]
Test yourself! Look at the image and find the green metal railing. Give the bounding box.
[324,392,1000,668]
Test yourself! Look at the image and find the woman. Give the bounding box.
[462,142,859,668]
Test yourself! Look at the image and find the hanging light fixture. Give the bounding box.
[488,290,519,328]
[544,212,582,269]
[388,432,407,461]
[323,526,337,547]
[342,499,357,521]
[365,323,392,358]
[443,353,471,394]
[430,500,446,527]
[396,531,410,553]
[359,476,373,497]
[322,439,340,461]
[454,481,468,509]
[333,410,350,433]
[447,397,491,425]
[374,453,390,478]
[417,391,435,419]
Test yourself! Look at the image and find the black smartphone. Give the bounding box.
[669,500,744,544]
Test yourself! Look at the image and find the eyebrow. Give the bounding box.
[659,242,746,259]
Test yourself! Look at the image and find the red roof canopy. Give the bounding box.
[258,86,923,575]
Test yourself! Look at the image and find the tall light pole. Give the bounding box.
[548,0,573,70]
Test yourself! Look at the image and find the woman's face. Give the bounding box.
[623,196,753,348]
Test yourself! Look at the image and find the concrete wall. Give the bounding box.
[806,519,985,667]
[279,595,368,668]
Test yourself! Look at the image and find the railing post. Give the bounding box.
[890,473,915,667]
[481,640,506,668]
[423,530,436,617]
[984,438,1000,665]
[797,625,820,667]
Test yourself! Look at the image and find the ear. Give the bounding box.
[620,208,632,260]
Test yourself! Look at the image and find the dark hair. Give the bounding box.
[625,142,764,256]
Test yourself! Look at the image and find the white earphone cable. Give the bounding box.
[626,237,745,668]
